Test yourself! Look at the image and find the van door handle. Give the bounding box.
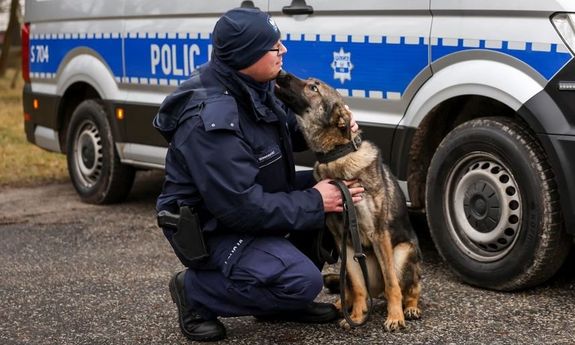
[282,0,314,15]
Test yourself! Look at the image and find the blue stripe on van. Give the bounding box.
[29,34,123,77]
[29,33,572,98]
[431,38,572,80]
[282,36,428,98]
[123,34,212,85]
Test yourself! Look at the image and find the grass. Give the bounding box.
[0,68,69,187]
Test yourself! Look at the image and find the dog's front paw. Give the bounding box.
[338,314,367,330]
[384,317,406,332]
[404,307,421,320]
[339,318,352,330]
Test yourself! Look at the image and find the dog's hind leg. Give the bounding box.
[372,232,405,331]
[338,244,370,329]
[394,242,422,320]
[403,279,422,320]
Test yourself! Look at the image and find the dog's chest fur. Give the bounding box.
[314,141,386,246]
[313,140,379,182]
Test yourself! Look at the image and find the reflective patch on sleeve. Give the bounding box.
[255,144,282,168]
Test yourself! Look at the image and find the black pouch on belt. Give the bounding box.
[172,206,209,266]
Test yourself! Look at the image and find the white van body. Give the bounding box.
[22,0,575,290]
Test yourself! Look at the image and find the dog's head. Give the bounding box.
[275,71,354,147]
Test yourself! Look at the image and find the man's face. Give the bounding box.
[240,40,287,82]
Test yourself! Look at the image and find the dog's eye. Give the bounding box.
[309,85,319,92]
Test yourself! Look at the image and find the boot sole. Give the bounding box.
[169,273,226,342]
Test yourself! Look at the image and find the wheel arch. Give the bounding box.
[54,50,123,154]
[56,49,120,100]
[404,95,518,210]
[399,57,551,210]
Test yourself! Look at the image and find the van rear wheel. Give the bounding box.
[66,100,135,204]
[426,117,570,290]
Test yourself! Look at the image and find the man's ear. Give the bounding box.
[332,102,352,139]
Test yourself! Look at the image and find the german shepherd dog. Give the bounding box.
[275,71,422,331]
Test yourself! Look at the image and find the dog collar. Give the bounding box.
[316,135,362,164]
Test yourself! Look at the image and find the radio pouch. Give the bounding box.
[172,206,209,266]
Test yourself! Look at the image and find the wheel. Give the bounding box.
[426,117,570,290]
[66,100,135,204]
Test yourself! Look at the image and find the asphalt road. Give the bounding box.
[1,171,575,345]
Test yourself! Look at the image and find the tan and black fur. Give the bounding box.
[275,71,422,331]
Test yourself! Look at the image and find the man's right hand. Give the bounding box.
[313,179,364,213]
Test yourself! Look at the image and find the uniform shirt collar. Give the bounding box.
[210,57,280,122]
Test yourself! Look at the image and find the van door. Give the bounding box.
[270,0,432,169]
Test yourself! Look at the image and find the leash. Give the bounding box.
[330,180,373,327]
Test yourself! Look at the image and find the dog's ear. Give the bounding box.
[332,102,352,140]
[337,116,347,129]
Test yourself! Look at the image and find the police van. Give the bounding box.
[22,0,575,291]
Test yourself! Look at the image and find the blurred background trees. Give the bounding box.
[0,0,22,86]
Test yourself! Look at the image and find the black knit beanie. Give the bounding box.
[212,8,281,70]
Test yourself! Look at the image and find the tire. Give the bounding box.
[66,100,135,204]
[426,117,570,291]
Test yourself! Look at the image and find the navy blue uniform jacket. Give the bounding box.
[154,58,325,239]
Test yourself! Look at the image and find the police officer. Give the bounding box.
[154,7,363,342]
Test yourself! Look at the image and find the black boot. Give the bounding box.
[169,271,226,342]
[256,302,339,323]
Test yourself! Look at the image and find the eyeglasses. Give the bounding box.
[268,48,282,56]
[268,42,286,56]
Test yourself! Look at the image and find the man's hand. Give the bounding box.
[314,179,364,213]
[346,105,359,133]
